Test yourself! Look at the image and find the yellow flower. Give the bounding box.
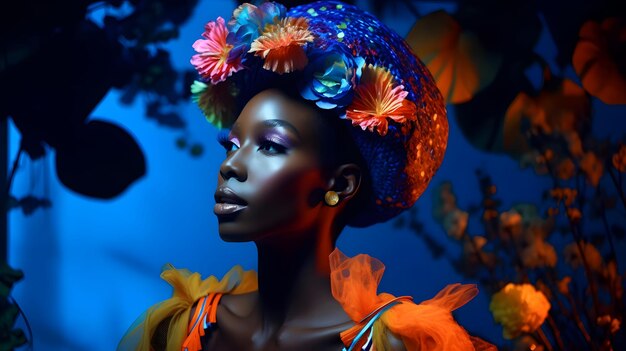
[612,144,626,172]
[490,283,551,339]
[563,241,603,272]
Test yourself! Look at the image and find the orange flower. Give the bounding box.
[499,210,523,238]
[612,144,626,172]
[556,158,576,180]
[557,276,571,295]
[563,241,603,272]
[346,64,417,136]
[249,17,314,74]
[580,151,604,187]
[566,208,582,223]
[503,79,590,163]
[550,188,578,207]
[520,236,557,268]
[597,315,621,334]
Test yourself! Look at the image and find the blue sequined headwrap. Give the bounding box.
[191,1,448,227]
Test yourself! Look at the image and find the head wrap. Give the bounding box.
[191,1,448,226]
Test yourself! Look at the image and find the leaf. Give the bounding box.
[55,120,146,199]
[189,143,203,157]
[17,195,51,216]
[572,18,626,104]
[405,10,502,104]
[148,111,186,128]
[0,263,23,298]
[175,137,187,149]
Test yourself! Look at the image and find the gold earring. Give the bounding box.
[324,190,339,206]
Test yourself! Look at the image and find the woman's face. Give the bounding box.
[214,89,329,242]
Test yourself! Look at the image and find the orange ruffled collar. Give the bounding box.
[329,248,493,351]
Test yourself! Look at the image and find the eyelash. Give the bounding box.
[217,131,237,153]
[258,138,288,154]
[216,131,288,155]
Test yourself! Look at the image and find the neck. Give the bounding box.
[254,217,342,328]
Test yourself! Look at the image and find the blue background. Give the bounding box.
[7,0,626,350]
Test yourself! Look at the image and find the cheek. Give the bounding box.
[247,155,324,228]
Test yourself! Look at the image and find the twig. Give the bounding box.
[571,224,602,323]
[546,313,565,351]
[536,327,554,351]
[607,165,626,211]
[565,291,593,348]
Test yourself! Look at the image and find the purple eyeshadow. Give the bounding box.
[261,131,294,148]
[230,136,240,148]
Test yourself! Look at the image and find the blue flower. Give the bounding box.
[300,45,365,109]
[226,2,287,62]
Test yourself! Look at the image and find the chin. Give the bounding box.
[216,221,256,242]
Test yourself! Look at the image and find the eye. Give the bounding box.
[217,131,239,154]
[258,139,288,154]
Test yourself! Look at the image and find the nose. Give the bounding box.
[219,148,248,182]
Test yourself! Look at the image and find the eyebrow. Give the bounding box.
[230,118,302,140]
[261,119,301,139]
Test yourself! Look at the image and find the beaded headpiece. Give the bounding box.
[191,0,448,226]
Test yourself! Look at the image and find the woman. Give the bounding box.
[119,1,495,350]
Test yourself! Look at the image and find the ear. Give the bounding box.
[327,163,362,203]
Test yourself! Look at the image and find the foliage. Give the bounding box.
[0,263,26,350]
[397,0,625,349]
[1,0,203,204]
[1,0,203,349]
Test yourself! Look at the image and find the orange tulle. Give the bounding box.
[330,248,493,351]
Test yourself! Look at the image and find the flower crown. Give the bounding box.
[190,1,417,136]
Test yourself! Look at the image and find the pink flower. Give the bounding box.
[191,17,244,84]
[249,17,314,74]
[346,64,417,136]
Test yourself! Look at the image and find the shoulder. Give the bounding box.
[118,264,258,351]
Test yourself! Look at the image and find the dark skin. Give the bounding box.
[154,89,407,351]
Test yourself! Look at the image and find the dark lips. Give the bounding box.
[214,186,248,217]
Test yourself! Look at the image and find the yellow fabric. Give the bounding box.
[117,264,258,351]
